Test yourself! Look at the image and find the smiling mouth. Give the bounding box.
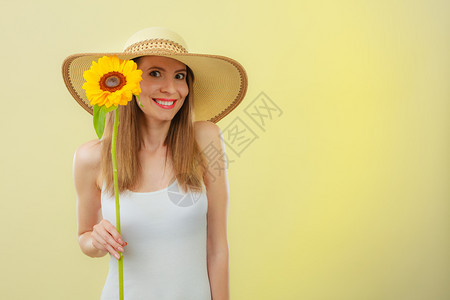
[152,98,177,109]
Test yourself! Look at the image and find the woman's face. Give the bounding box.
[136,55,189,122]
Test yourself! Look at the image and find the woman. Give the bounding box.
[63,27,247,299]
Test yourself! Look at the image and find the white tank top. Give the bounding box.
[100,179,211,300]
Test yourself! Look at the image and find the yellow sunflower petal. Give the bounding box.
[87,88,105,97]
[104,56,116,72]
[118,59,127,73]
[89,90,109,105]
[96,56,110,73]
[82,82,100,91]
[111,56,121,72]
[126,70,142,81]
[111,92,123,106]
[122,60,136,75]
[83,70,101,84]
[121,93,132,105]
[121,90,132,102]
[106,93,120,107]
[129,83,142,94]
[89,61,106,78]
[97,56,108,66]
[96,93,110,106]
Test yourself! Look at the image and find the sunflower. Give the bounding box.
[82,56,142,108]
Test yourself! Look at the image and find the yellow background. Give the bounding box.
[1,0,449,299]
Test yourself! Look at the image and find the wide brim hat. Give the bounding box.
[62,27,248,123]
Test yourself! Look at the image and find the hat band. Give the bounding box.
[124,38,188,54]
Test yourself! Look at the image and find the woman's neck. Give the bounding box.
[139,117,171,152]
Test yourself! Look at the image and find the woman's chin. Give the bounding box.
[142,112,178,123]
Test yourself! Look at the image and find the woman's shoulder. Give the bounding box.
[73,139,103,188]
[74,139,102,166]
[193,120,222,147]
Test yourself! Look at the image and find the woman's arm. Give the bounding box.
[195,121,230,300]
[73,140,129,260]
[73,140,107,257]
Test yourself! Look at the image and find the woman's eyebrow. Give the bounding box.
[146,66,187,73]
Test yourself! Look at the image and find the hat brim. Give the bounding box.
[62,51,248,123]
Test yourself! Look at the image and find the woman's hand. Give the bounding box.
[91,219,127,260]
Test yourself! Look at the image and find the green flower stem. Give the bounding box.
[111,108,124,300]
[136,94,144,107]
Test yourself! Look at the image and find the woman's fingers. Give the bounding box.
[103,220,126,247]
[92,238,120,260]
[105,244,121,260]
[92,220,127,260]
[105,233,125,253]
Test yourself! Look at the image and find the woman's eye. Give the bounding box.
[150,70,160,77]
[175,73,185,80]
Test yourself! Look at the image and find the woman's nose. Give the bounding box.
[160,78,176,94]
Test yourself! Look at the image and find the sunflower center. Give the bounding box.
[106,76,120,87]
[99,72,127,92]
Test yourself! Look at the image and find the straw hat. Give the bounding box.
[62,27,248,123]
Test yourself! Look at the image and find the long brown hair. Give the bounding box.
[100,63,207,197]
